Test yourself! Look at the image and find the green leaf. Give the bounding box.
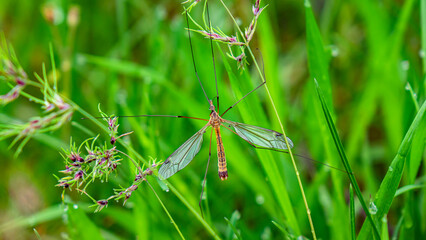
[358,101,426,239]
[314,79,381,239]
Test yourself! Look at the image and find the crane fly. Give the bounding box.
[157,6,294,181]
[158,99,294,180]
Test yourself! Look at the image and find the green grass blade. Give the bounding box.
[225,211,242,240]
[350,185,356,240]
[305,0,333,111]
[381,215,389,240]
[358,101,426,239]
[314,79,381,239]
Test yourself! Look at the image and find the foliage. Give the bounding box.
[0,0,425,239]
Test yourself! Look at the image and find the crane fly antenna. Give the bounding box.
[185,10,210,104]
[205,1,219,112]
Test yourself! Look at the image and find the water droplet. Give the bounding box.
[29,98,33,102]
[388,166,393,172]
[256,195,265,205]
[330,45,339,57]
[73,204,78,209]
[369,201,378,215]
[419,49,425,58]
[401,60,409,71]
[165,189,169,192]
[405,83,410,90]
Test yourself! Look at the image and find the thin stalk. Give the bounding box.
[218,0,317,239]
[146,179,186,240]
[167,184,220,240]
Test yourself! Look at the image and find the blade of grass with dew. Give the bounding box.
[357,101,425,239]
[67,204,104,240]
[314,79,381,239]
[305,1,348,238]
[218,44,300,234]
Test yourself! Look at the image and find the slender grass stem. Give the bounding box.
[218,0,317,239]
[146,179,186,240]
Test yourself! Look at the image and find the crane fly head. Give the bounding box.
[208,99,215,111]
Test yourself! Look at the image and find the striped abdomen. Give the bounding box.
[214,127,228,180]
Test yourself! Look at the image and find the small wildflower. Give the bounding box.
[95,200,108,212]
[135,173,143,181]
[145,168,153,176]
[74,170,84,180]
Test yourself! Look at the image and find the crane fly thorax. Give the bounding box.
[209,110,222,128]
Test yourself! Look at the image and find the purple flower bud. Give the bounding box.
[145,168,153,175]
[74,170,84,180]
[110,136,116,145]
[135,173,143,181]
[97,200,108,206]
[16,77,26,86]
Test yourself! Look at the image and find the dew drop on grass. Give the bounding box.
[400,60,409,71]
[256,194,265,205]
[419,49,425,58]
[369,201,378,215]
[405,83,410,90]
[330,45,339,57]
[73,204,79,209]
[165,189,169,192]
[388,166,393,172]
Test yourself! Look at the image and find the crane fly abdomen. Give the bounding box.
[214,127,228,180]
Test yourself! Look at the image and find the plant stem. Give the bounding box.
[146,179,186,240]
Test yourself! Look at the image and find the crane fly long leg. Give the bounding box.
[82,115,209,121]
[158,124,210,179]
[199,128,214,219]
[221,81,266,117]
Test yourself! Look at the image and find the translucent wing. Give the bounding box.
[158,125,209,179]
[225,120,294,150]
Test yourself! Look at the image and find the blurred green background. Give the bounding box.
[0,0,425,239]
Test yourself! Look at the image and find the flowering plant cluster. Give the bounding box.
[56,112,160,212]
[184,0,266,69]
[0,37,74,157]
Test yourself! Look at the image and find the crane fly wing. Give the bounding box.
[224,120,294,150]
[158,125,209,179]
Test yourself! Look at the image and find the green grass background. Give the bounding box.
[0,0,425,239]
